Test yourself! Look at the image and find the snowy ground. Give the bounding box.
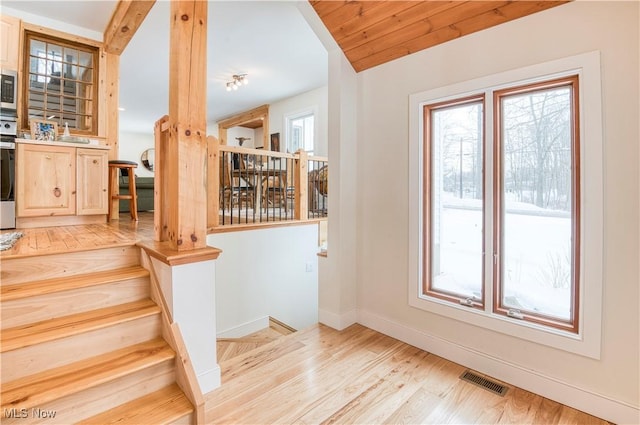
[432,194,572,320]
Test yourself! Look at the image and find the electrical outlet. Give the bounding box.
[305,262,313,272]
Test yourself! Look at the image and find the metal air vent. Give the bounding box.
[459,370,509,396]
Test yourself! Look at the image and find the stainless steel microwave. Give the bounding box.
[0,69,18,111]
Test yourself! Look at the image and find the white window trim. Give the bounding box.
[408,51,603,359]
[284,106,318,153]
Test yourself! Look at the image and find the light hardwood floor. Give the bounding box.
[2,214,611,424]
[217,321,294,362]
[0,212,154,259]
[205,323,611,425]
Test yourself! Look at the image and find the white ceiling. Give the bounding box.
[2,1,328,134]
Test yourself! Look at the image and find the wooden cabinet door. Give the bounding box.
[16,144,76,217]
[0,15,20,70]
[76,148,108,215]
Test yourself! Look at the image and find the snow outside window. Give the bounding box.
[408,51,603,359]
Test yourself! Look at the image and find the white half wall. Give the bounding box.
[150,257,220,394]
[207,224,319,334]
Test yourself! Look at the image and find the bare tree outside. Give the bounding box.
[427,82,576,320]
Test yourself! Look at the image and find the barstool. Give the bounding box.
[108,160,138,221]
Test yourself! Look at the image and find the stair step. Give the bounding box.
[78,384,193,425]
[1,245,142,286]
[1,266,149,302]
[1,338,175,414]
[1,299,161,353]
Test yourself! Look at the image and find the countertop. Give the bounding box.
[15,138,110,150]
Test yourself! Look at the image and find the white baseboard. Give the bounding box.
[318,308,357,331]
[358,309,639,425]
[198,364,221,394]
[216,316,270,338]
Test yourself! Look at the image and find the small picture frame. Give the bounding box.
[30,119,58,141]
[270,132,280,152]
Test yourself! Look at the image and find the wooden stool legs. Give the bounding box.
[108,161,138,221]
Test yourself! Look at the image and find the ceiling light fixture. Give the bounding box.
[226,74,248,92]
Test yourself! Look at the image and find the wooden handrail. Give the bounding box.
[219,145,296,159]
[308,154,328,162]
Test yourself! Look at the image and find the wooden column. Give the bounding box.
[166,0,207,250]
[104,52,119,162]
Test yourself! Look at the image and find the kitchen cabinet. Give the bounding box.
[77,148,108,215]
[16,140,110,225]
[17,143,76,217]
[0,15,20,70]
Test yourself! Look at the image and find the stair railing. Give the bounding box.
[139,248,205,424]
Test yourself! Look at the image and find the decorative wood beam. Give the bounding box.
[166,0,208,251]
[216,104,269,129]
[103,0,156,55]
[217,104,269,148]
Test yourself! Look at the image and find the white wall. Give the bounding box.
[1,6,102,41]
[269,86,328,156]
[226,126,257,148]
[118,131,155,178]
[355,1,638,422]
[207,224,319,335]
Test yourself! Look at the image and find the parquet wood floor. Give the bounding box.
[205,324,611,425]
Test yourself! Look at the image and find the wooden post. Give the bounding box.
[294,149,308,220]
[104,52,119,162]
[154,115,169,241]
[207,135,220,228]
[166,0,207,251]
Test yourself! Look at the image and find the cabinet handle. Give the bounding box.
[93,159,98,164]
[45,155,52,160]
[53,187,61,198]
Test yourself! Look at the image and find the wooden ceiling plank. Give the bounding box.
[351,1,569,72]
[331,2,422,43]
[310,1,350,18]
[314,1,391,37]
[337,1,463,53]
[345,1,511,63]
[104,0,156,55]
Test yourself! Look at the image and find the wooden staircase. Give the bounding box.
[1,245,197,424]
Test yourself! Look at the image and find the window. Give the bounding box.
[286,111,315,155]
[22,31,99,135]
[408,52,603,358]
[423,77,579,332]
[424,96,485,308]
[494,77,580,332]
